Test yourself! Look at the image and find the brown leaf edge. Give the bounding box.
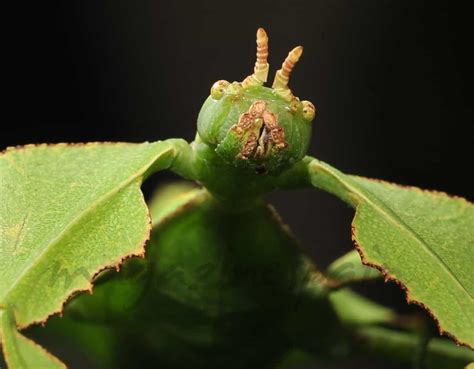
[349,176,474,350]
[0,141,165,331]
[29,190,151,330]
[1,326,67,369]
[0,141,180,369]
[1,141,142,154]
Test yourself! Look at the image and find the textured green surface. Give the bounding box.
[307,158,474,348]
[0,140,180,368]
[124,191,335,368]
[44,185,336,369]
[1,310,65,369]
[197,86,312,164]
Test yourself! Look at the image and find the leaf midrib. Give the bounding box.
[2,145,174,316]
[311,160,473,302]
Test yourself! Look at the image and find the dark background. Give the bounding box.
[3,1,473,368]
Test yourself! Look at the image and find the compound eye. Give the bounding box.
[302,100,316,121]
[210,80,230,100]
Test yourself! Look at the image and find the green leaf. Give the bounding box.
[148,181,201,227]
[307,158,474,348]
[59,182,202,326]
[329,288,395,326]
[353,325,474,369]
[0,310,66,369]
[46,186,336,368]
[326,249,382,286]
[0,140,182,368]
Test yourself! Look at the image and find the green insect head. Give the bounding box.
[197,28,316,175]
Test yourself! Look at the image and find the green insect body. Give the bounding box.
[198,85,312,175]
[133,190,336,369]
[59,187,337,369]
[13,28,473,369]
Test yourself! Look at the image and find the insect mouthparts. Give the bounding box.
[230,100,288,161]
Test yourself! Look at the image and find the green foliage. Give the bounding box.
[0,140,182,368]
[326,249,382,286]
[0,310,65,369]
[308,158,474,348]
[1,30,473,369]
[353,326,474,369]
[50,187,336,369]
[1,139,473,368]
[329,288,395,326]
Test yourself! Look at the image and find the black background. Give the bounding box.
[3,1,473,368]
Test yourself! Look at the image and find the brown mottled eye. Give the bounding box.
[302,100,316,121]
[210,80,230,100]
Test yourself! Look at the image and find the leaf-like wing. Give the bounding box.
[42,186,336,368]
[306,158,474,348]
[0,140,183,367]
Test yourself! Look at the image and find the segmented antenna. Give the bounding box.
[272,46,303,101]
[242,28,270,88]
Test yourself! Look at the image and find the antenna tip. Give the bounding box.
[289,46,303,61]
[257,27,268,39]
